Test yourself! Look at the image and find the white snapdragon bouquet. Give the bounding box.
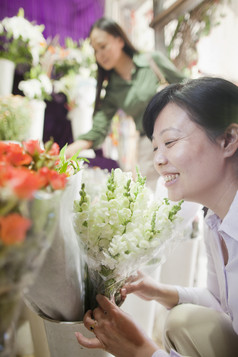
[73,168,183,311]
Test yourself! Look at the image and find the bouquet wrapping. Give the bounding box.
[73,168,183,312]
[0,139,83,355]
[25,170,86,322]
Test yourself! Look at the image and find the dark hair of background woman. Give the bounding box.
[143,77,238,142]
[89,17,139,113]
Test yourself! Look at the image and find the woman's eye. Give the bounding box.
[153,147,158,152]
[165,139,177,147]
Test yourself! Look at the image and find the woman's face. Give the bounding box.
[152,103,226,204]
[90,28,124,71]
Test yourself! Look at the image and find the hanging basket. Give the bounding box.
[0,59,15,96]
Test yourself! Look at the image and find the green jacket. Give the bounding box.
[78,51,185,148]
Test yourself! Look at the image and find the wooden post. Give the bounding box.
[153,0,167,53]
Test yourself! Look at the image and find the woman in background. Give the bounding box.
[66,17,185,190]
[75,77,238,357]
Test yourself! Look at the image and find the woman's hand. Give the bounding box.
[65,140,93,159]
[121,271,179,309]
[75,294,159,357]
[121,271,161,301]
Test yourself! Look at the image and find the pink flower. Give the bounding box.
[22,140,44,156]
[48,142,60,156]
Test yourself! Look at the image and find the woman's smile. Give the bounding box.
[163,173,179,185]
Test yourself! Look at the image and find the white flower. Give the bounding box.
[38,74,52,94]
[1,13,46,65]
[54,74,96,107]
[18,74,52,100]
[19,79,42,99]
[73,167,183,293]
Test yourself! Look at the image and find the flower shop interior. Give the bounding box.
[1,0,238,357]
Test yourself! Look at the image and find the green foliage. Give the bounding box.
[0,95,31,141]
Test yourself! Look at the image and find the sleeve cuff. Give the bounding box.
[152,348,182,357]
[152,349,169,357]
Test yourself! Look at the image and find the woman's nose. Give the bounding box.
[153,150,168,167]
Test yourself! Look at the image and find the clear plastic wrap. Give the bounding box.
[73,168,184,312]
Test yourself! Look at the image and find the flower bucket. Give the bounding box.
[28,100,46,141]
[67,76,96,141]
[68,104,93,141]
[43,316,112,357]
[0,59,15,96]
[25,304,112,357]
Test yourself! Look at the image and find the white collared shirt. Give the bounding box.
[153,191,238,357]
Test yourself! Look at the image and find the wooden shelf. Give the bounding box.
[150,0,204,29]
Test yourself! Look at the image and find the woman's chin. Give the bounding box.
[167,191,184,203]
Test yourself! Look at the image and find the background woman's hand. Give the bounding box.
[75,294,159,357]
[65,139,93,159]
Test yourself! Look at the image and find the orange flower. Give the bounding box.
[38,167,67,190]
[4,143,32,166]
[0,213,31,245]
[9,167,42,198]
[22,140,44,156]
[37,166,50,187]
[0,163,12,186]
[0,141,9,157]
[47,45,56,54]
[48,170,67,190]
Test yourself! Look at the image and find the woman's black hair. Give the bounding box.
[143,77,238,141]
[89,17,139,113]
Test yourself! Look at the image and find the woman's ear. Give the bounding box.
[117,36,125,49]
[221,123,238,158]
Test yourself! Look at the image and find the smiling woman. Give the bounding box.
[75,77,238,357]
[143,77,238,216]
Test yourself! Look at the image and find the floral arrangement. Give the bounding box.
[73,168,183,311]
[48,37,97,80]
[0,95,31,141]
[0,138,81,245]
[18,37,97,102]
[18,65,53,101]
[0,8,46,66]
[51,38,97,111]
[0,139,84,353]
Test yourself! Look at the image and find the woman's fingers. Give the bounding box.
[96,294,116,312]
[84,309,98,331]
[75,332,103,349]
